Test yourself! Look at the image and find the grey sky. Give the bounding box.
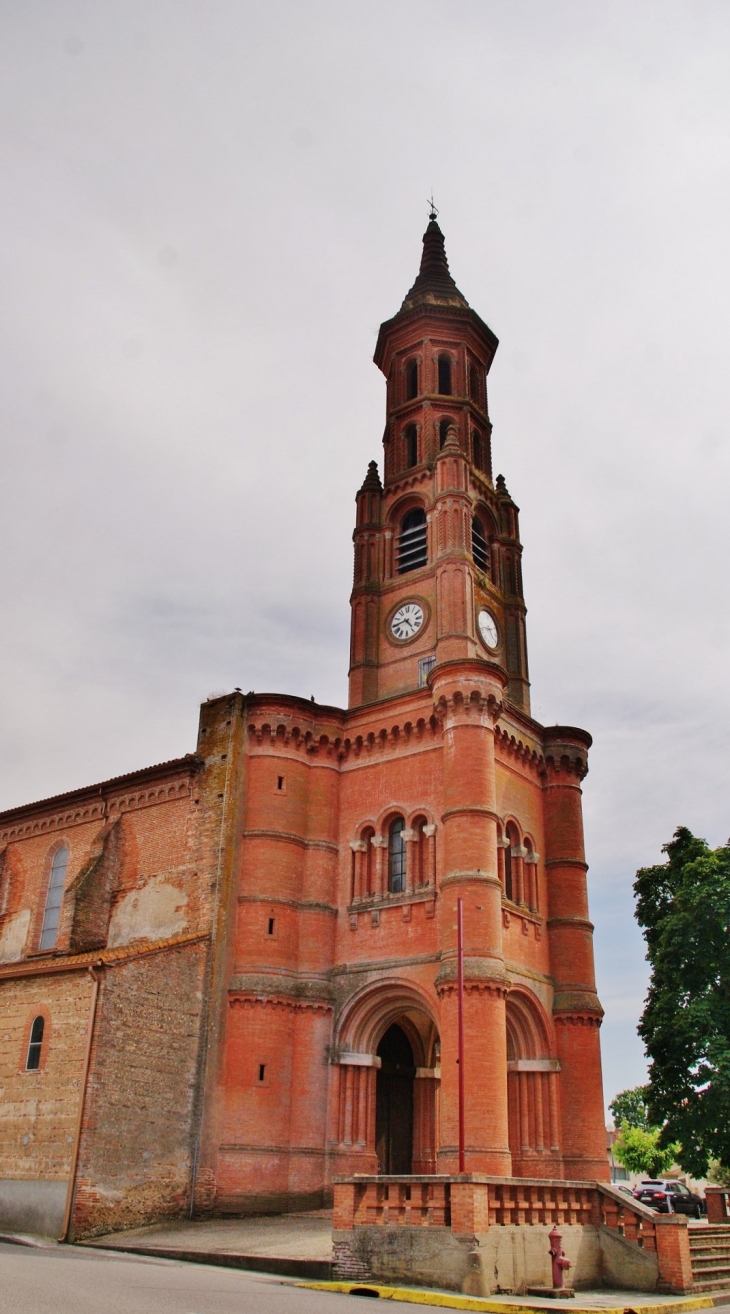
[2,1,729,1112]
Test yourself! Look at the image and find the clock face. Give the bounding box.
[390,602,425,641]
[478,608,499,650]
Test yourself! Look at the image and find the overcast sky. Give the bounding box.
[2,0,729,1113]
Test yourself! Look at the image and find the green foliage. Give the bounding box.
[609,1086,650,1130]
[613,1122,679,1177]
[635,826,730,1178]
[707,1160,730,1187]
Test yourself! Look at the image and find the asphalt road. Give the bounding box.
[0,1242,365,1314]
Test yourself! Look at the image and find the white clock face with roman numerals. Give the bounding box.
[391,602,424,641]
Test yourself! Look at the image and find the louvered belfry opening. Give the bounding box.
[397,508,427,573]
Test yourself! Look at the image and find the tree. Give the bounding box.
[635,826,730,1178]
[613,1123,678,1178]
[609,1086,650,1130]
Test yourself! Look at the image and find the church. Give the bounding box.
[0,216,608,1242]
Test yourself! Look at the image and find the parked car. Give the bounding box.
[633,1180,705,1217]
[612,1183,635,1197]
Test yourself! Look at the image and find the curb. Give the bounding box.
[293,1281,730,1313]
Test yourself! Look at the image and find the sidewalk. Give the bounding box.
[83,1209,334,1278]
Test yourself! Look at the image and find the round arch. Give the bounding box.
[506,987,552,1060]
[335,977,439,1066]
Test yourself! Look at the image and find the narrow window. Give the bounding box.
[438,354,452,395]
[267,917,275,935]
[39,847,68,951]
[276,776,284,791]
[418,655,436,687]
[472,516,490,573]
[258,1063,266,1082]
[406,359,418,400]
[388,818,406,894]
[468,362,479,401]
[404,424,418,468]
[439,417,452,449]
[397,508,427,574]
[472,430,482,469]
[504,845,513,902]
[26,1015,44,1071]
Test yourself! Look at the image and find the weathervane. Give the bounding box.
[427,192,439,220]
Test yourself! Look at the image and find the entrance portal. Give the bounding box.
[375,1023,415,1173]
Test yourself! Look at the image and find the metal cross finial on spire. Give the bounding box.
[427,192,439,221]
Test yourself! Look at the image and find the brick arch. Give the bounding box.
[506,987,552,1060]
[335,977,439,1066]
[385,492,429,534]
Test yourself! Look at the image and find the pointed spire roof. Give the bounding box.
[359,459,382,494]
[399,217,470,313]
[374,214,498,372]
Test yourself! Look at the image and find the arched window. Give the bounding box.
[438,354,452,395]
[503,844,513,901]
[388,818,406,894]
[39,847,68,951]
[439,417,452,449]
[404,424,418,468]
[397,508,427,573]
[472,430,482,469]
[406,359,418,400]
[468,362,479,401]
[26,1015,44,1071]
[472,516,490,574]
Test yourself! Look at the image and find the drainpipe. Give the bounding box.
[59,961,103,1242]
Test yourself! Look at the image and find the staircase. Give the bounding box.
[690,1226,730,1292]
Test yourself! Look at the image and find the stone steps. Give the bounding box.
[690,1227,730,1292]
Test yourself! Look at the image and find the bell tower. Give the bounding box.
[349,215,530,712]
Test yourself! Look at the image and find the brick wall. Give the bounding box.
[0,970,92,1181]
[71,939,207,1238]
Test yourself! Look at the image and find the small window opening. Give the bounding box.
[504,845,513,902]
[468,362,479,401]
[406,359,418,400]
[267,917,275,935]
[438,354,452,395]
[388,818,406,894]
[276,776,284,791]
[397,508,427,574]
[404,424,418,468]
[418,656,436,688]
[26,1016,44,1071]
[258,1063,266,1083]
[472,516,490,573]
[40,847,69,951]
[472,430,482,469]
[439,417,452,449]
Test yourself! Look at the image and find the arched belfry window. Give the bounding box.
[439,417,452,450]
[472,516,490,574]
[438,355,452,395]
[406,359,419,400]
[26,1016,44,1070]
[397,508,427,573]
[404,424,418,469]
[388,818,406,894]
[468,362,479,401]
[40,847,68,951]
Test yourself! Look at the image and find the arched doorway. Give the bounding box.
[375,1024,415,1173]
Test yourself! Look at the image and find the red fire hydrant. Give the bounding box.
[548,1226,571,1289]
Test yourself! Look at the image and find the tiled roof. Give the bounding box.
[0,930,209,980]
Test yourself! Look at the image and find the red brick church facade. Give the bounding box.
[0,219,607,1238]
